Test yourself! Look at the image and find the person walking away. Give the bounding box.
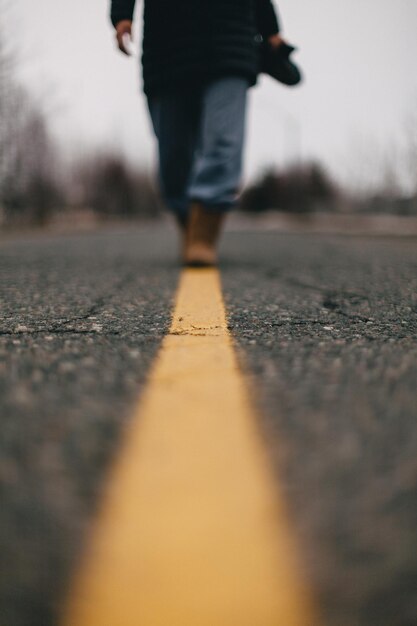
[110,0,285,266]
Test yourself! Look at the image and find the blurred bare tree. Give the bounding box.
[0,7,61,226]
[403,108,417,197]
[72,152,162,220]
[0,8,16,215]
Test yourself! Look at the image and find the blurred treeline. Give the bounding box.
[240,162,417,216]
[0,17,162,228]
[1,17,417,229]
[240,163,341,214]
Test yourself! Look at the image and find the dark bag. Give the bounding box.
[260,42,302,86]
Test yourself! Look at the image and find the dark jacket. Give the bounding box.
[110,0,280,96]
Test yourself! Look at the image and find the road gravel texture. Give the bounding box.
[0,227,179,626]
[1,224,417,626]
[222,231,417,626]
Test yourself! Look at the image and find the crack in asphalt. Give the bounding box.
[322,299,371,323]
[0,274,143,338]
[282,276,370,303]
[0,329,122,337]
[54,300,108,328]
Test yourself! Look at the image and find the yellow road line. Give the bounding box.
[63,268,316,626]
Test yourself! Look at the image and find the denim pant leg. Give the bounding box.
[187,77,249,212]
[147,91,200,224]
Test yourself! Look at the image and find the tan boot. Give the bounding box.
[184,203,226,267]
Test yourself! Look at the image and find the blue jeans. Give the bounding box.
[147,77,249,223]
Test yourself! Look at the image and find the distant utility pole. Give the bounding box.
[259,93,302,165]
[282,109,301,165]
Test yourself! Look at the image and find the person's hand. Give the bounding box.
[268,33,286,49]
[115,20,133,55]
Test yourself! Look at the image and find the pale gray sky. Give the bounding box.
[13,0,417,192]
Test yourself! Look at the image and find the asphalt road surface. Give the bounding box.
[1,224,417,626]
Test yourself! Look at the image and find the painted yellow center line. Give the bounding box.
[62,267,316,626]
